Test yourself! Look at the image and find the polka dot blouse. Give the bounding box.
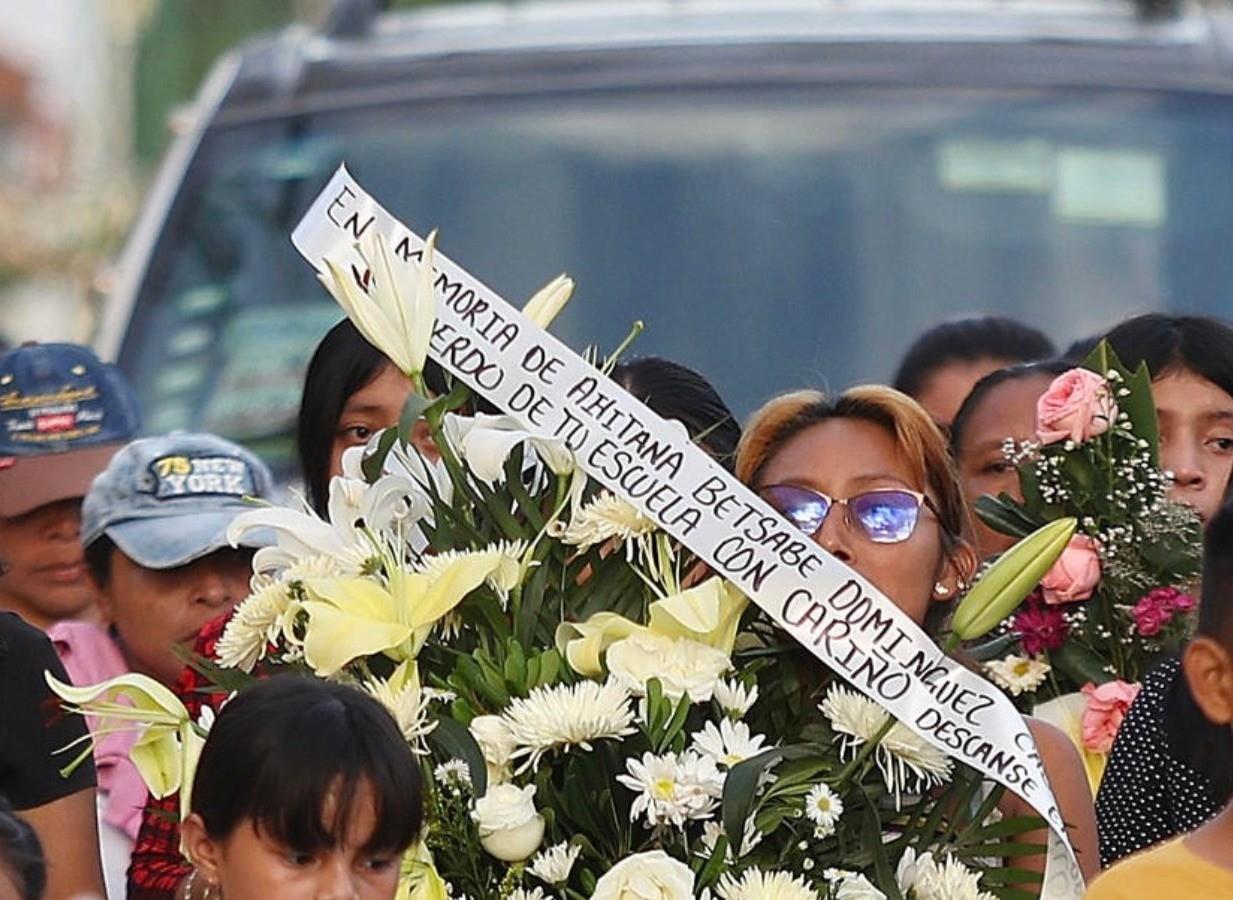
[1095,657,1226,867]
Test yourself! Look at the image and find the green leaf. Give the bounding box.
[1051,640,1112,685]
[974,495,1040,539]
[171,645,258,695]
[721,744,826,855]
[361,427,400,482]
[427,714,488,797]
[398,391,436,446]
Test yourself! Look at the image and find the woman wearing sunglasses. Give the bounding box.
[735,385,1100,884]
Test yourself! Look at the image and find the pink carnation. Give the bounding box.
[1040,535,1102,605]
[1036,368,1119,446]
[1080,680,1141,753]
[1013,594,1070,656]
[1131,587,1198,637]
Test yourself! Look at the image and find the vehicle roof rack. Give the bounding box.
[322,0,385,38]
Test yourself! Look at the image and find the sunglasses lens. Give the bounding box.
[762,485,830,536]
[850,490,921,543]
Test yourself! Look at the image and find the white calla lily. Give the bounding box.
[319,230,438,378]
[443,413,573,485]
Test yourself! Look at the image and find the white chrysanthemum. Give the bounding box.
[215,581,295,672]
[690,719,768,769]
[700,819,762,861]
[896,848,994,900]
[422,687,457,705]
[617,750,724,827]
[561,491,657,559]
[804,782,844,837]
[470,715,517,785]
[714,678,759,718]
[433,760,472,796]
[717,869,815,900]
[529,841,581,886]
[363,667,435,750]
[503,680,637,771]
[824,869,887,900]
[509,888,547,900]
[418,540,529,606]
[982,655,1051,697]
[284,545,373,582]
[819,686,952,806]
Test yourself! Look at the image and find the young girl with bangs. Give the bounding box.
[736,385,1100,884]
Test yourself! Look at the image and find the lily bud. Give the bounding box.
[951,517,1078,643]
[522,274,574,328]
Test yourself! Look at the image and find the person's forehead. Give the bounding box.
[963,374,1055,447]
[765,418,918,488]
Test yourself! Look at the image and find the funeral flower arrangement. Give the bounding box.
[50,230,1062,900]
[974,342,1203,786]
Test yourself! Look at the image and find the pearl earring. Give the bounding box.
[934,582,949,597]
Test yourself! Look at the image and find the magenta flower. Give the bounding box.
[1013,595,1070,656]
[1131,587,1197,637]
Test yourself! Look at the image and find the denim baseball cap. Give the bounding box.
[82,433,274,570]
[0,343,141,517]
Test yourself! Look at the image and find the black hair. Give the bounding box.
[0,796,45,900]
[190,675,422,856]
[83,535,113,587]
[297,319,449,517]
[1063,334,1102,362]
[1103,314,1233,401]
[893,317,1056,399]
[610,357,742,470]
[949,359,1073,459]
[1158,500,1233,804]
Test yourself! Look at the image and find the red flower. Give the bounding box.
[1013,594,1070,655]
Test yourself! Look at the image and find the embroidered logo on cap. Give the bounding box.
[146,455,256,500]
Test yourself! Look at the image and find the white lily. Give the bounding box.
[46,672,205,822]
[319,230,438,378]
[442,413,573,485]
[521,274,574,329]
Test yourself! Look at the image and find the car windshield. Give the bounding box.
[118,84,1233,472]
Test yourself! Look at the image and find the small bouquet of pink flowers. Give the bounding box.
[975,342,1202,788]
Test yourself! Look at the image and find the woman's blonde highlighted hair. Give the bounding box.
[736,385,970,544]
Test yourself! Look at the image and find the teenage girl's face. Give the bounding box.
[328,364,436,479]
[184,781,404,900]
[756,418,963,625]
[955,373,1056,558]
[0,498,98,628]
[915,357,1012,431]
[1152,370,1233,523]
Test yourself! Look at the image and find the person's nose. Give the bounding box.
[315,858,360,900]
[41,503,81,542]
[814,501,855,564]
[1165,440,1207,493]
[189,562,239,610]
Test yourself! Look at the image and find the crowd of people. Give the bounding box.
[2,309,1233,898]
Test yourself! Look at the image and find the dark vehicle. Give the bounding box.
[98,0,1233,475]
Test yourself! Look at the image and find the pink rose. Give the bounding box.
[1040,535,1102,604]
[1036,368,1119,445]
[1080,680,1141,753]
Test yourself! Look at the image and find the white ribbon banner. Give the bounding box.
[292,165,1083,898]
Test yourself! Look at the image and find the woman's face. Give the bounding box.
[955,373,1056,558]
[185,782,404,900]
[757,418,959,625]
[1153,369,1233,523]
[328,364,435,480]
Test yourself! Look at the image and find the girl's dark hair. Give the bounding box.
[1103,314,1233,400]
[893,317,1055,399]
[0,796,45,900]
[1161,500,1233,804]
[949,359,1073,459]
[297,320,449,517]
[611,357,742,470]
[190,676,423,856]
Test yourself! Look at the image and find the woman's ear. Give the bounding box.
[1182,636,1233,727]
[180,813,224,887]
[933,541,980,603]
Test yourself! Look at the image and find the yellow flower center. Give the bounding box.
[652,778,677,800]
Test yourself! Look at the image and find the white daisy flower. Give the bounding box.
[824,869,886,900]
[717,869,815,900]
[617,750,724,827]
[982,655,1051,697]
[529,841,581,886]
[433,760,472,796]
[819,686,952,806]
[503,680,637,772]
[215,581,295,672]
[713,678,759,718]
[690,719,768,769]
[700,819,762,861]
[804,783,844,838]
